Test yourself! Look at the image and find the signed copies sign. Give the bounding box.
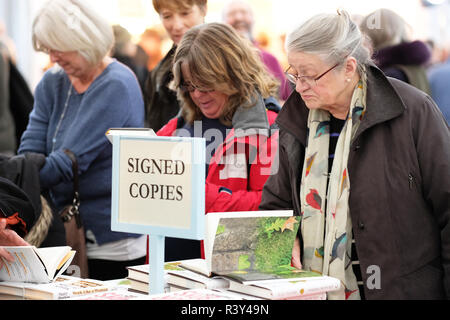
[107,128,205,240]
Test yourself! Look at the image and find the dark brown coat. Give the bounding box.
[260,65,450,300]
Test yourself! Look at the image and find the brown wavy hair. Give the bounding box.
[171,22,279,126]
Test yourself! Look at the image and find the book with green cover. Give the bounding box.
[180,211,303,278]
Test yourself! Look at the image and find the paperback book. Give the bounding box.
[0,246,75,283]
[0,275,110,300]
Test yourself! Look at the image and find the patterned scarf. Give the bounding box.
[299,71,367,300]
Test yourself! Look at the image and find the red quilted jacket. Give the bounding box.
[147,96,280,260]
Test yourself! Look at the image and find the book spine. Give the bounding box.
[283,292,327,300]
[57,287,110,299]
[271,280,340,299]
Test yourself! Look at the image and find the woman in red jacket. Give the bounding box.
[152,22,281,262]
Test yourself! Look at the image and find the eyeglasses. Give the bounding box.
[42,48,75,58]
[285,62,341,88]
[179,82,215,93]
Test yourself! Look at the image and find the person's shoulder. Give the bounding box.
[105,60,139,83]
[388,76,442,120]
[94,60,142,95]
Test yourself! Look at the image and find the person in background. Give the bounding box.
[18,0,145,281]
[359,8,432,94]
[428,52,450,124]
[0,42,17,155]
[145,0,207,132]
[153,22,280,262]
[136,28,164,72]
[259,10,449,300]
[111,25,148,93]
[222,0,292,101]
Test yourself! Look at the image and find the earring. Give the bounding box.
[346,78,351,83]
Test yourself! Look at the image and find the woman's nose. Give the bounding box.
[296,79,310,93]
[191,88,205,98]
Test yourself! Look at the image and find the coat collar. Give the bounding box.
[276,64,406,144]
[231,93,271,139]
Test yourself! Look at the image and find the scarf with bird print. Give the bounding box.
[299,71,367,300]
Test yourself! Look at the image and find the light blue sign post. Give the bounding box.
[107,129,205,295]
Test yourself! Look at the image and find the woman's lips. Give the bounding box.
[199,100,213,108]
[301,95,314,101]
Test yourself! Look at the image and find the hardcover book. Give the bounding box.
[180,210,300,277]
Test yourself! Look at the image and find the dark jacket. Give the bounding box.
[0,153,45,237]
[260,64,450,300]
[144,45,179,132]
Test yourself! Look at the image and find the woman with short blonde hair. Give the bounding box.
[172,22,278,126]
[32,0,114,66]
[20,0,146,280]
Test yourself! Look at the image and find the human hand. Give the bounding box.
[0,219,29,264]
[291,236,302,270]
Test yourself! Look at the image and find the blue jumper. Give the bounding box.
[19,61,144,245]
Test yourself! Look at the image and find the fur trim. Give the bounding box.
[24,196,53,247]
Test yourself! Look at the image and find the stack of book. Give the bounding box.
[0,245,150,300]
[126,211,341,300]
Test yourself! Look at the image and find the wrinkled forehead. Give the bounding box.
[287,51,326,73]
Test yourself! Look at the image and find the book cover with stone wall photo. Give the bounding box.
[210,215,316,282]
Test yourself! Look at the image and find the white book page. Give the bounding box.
[0,246,50,283]
[34,246,72,279]
[179,258,209,277]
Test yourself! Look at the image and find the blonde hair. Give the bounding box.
[172,22,279,126]
[32,0,114,66]
[152,0,207,14]
[359,8,410,51]
[286,9,371,74]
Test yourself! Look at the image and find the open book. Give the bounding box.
[0,246,75,283]
[180,210,300,278]
[177,210,340,299]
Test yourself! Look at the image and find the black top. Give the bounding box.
[328,115,365,300]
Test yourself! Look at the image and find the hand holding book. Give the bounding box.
[0,219,30,265]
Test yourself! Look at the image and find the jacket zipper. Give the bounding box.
[408,173,415,190]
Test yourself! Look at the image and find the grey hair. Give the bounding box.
[32,0,114,66]
[359,8,410,51]
[286,9,372,74]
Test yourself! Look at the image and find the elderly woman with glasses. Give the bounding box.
[152,22,281,262]
[260,10,450,300]
[18,0,146,280]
